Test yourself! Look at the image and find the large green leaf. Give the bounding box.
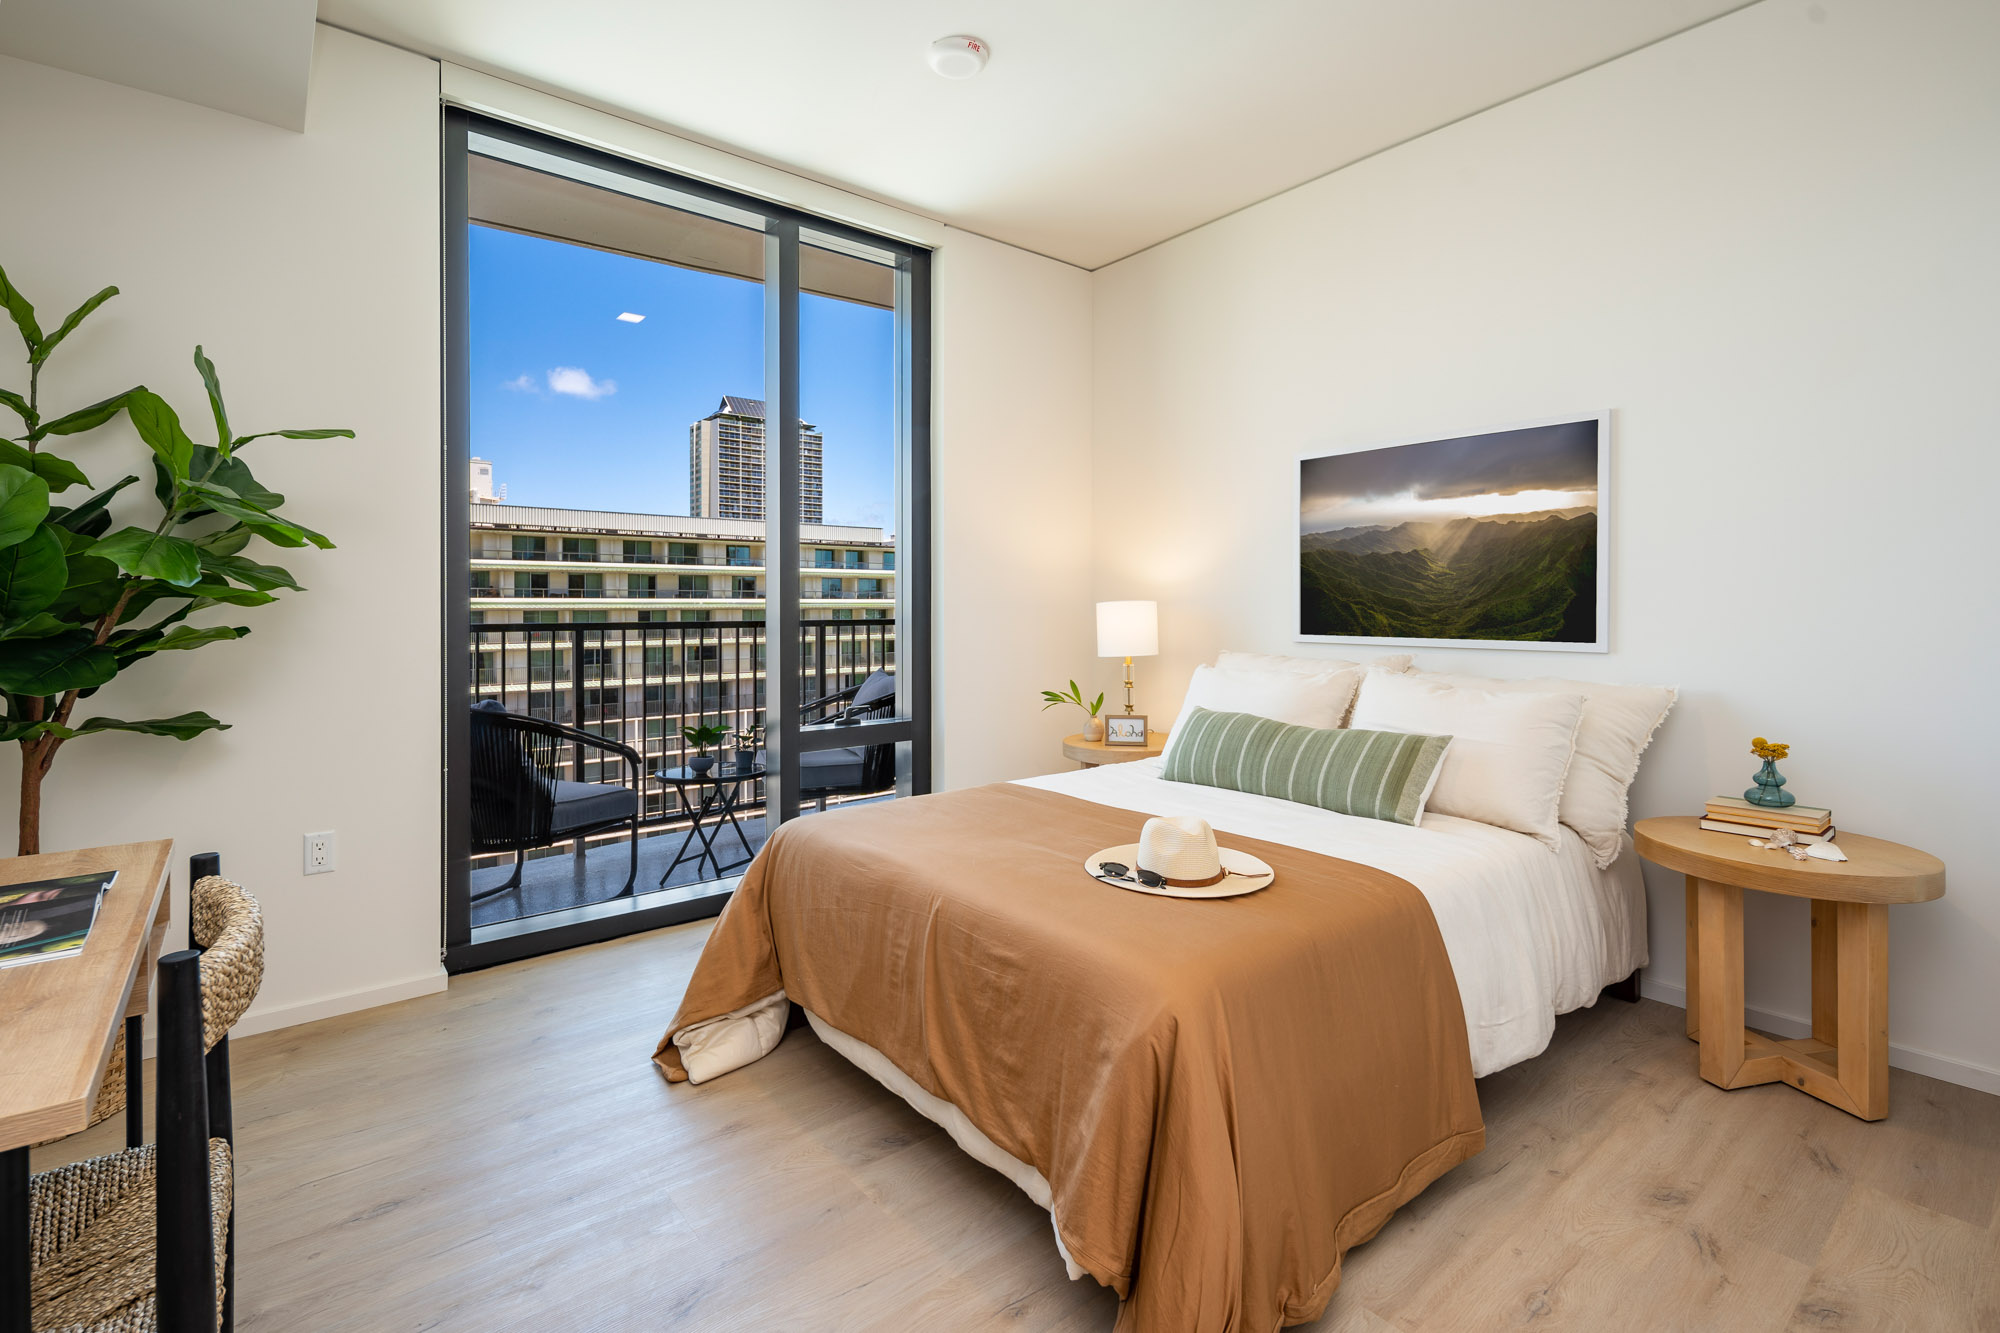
[194,526,252,557]
[0,527,68,620]
[197,550,300,592]
[89,526,202,586]
[0,439,90,493]
[0,387,28,426]
[33,286,117,365]
[0,630,116,695]
[193,347,231,454]
[37,388,139,441]
[183,487,330,549]
[71,712,228,741]
[0,612,72,641]
[123,390,195,480]
[233,427,353,447]
[45,544,126,620]
[0,466,50,549]
[0,263,42,350]
[117,624,249,660]
[162,449,284,520]
[180,582,276,608]
[49,475,138,539]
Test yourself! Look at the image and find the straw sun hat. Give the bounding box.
[1084,815,1274,899]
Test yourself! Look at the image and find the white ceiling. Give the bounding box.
[0,0,318,132]
[323,0,1752,268]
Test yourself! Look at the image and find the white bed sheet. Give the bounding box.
[1011,758,1647,1077]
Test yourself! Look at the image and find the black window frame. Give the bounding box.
[442,108,932,972]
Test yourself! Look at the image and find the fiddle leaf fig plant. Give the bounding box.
[0,262,351,854]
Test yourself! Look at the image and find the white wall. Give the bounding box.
[933,229,1096,789]
[1090,0,2000,1090]
[0,28,448,1029]
[1,25,1098,1033]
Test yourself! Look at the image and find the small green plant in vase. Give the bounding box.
[682,720,730,776]
[1041,679,1106,741]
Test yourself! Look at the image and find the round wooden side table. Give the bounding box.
[1633,815,1944,1121]
[1062,732,1167,768]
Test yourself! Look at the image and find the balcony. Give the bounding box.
[468,617,898,926]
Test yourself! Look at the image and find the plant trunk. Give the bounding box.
[18,743,43,857]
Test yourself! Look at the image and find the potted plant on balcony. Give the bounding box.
[682,720,729,777]
[731,723,764,774]
[0,263,349,855]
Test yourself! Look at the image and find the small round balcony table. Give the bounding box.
[656,760,766,884]
[1633,815,1944,1121]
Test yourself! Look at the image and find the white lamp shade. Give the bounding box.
[1096,600,1159,658]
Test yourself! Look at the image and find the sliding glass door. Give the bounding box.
[443,110,930,971]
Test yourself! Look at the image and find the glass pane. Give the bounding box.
[465,142,777,924]
[797,227,904,815]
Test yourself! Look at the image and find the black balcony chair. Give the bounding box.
[798,669,897,811]
[470,701,642,899]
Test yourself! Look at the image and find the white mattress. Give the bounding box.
[1011,758,1647,1077]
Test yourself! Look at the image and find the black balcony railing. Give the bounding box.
[471,583,894,600]
[468,617,896,822]
[471,549,894,570]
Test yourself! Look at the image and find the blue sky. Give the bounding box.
[469,224,896,530]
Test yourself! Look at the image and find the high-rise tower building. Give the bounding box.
[687,396,824,523]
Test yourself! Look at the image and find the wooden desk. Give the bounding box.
[1,840,172,1331]
[1063,731,1167,767]
[1633,817,1943,1121]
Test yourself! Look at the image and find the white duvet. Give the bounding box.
[1013,758,1647,1077]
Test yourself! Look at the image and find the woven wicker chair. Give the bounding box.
[25,862,263,1333]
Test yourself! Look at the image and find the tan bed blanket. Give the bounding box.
[655,784,1484,1332]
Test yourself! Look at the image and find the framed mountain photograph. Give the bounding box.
[1296,414,1609,652]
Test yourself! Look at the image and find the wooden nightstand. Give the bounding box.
[1063,731,1167,768]
[1634,815,1945,1121]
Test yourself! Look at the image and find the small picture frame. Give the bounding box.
[1103,714,1150,747]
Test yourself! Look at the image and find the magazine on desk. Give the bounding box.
[0,870,118,968]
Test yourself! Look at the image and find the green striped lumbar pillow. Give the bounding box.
[1161,707,1452,826]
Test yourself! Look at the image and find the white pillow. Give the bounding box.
[1417,672,1677,868]
[1216,650,1415,677]
[1164,663,1362,752]
[1347,669,1585,850]
[1214,652,1413,724]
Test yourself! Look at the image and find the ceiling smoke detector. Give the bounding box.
[927,35,990,79]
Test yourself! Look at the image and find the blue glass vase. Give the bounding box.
[1744,757,1796,808]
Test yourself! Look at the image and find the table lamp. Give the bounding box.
[1096,600,1158,715]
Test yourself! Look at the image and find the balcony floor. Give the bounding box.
[469,797,887,929]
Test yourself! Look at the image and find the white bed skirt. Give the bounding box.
[803,1010,1088,1280]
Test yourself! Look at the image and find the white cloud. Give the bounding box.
[502,374,537,392]
[547,366,616,400]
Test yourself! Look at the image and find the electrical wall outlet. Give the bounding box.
[304,830,337,876]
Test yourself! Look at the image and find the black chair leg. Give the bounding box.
[621,816,639,896]
[125,1013,145,1148]
[2,1145,27,1333]
[156,951,217,1333]
[470,849,525,902]
[206,1036,236,1333]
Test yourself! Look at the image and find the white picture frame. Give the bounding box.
[1294,411,1611,653]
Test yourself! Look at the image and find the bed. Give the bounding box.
[655,752,1646,1332]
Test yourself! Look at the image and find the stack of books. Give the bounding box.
[1701,796,1836,843]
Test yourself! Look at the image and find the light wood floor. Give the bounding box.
[36,920,2000,1331]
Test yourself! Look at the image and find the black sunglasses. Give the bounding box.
[1093,860,1165,888]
